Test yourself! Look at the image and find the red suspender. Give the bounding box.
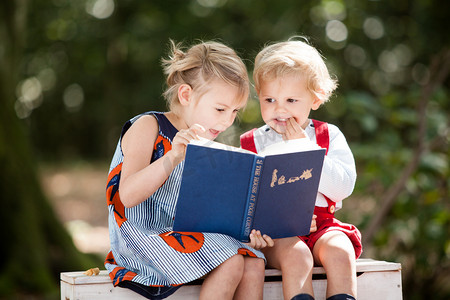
[311,119,336,214]
[312,119,329,155]
[240,129,257,153]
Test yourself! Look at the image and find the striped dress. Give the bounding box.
[104,111,265,292]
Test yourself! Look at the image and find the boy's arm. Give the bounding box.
[318,126,357,203]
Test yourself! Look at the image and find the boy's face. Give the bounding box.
[258,74,322,135]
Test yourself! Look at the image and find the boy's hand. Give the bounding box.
[310,214,317,233]
[282,118,307,140]
[245,229,274,250]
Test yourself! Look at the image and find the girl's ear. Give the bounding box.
[178,84,192,106]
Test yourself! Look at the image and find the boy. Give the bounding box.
[241,39,362,300]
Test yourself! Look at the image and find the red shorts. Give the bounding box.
[299,206,363,259]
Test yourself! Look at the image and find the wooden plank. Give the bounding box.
[260,270,403,300]
[61,259,403,300]
[61,259,401,284]
[264,258,401,277]
[357,270,403,300]
[61,270,111,285]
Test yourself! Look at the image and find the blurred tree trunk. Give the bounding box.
[0,1,98,297]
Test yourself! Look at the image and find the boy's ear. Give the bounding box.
[311,90,325,110]
[178,84,192,106]
[311,96,323,110]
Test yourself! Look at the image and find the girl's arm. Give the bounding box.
[118,115,203,208]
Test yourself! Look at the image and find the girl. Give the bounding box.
[105,40,273,300]
[240,39,363,300]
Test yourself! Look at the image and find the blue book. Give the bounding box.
[173,138,326,242]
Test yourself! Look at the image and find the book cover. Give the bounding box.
[172,138,326,242]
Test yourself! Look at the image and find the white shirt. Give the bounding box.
[252,120,356,209]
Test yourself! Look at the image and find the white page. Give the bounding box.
[189,137,255,154]
[189,137,321,157]
[259,138,321,156]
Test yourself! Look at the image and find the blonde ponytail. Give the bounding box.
[161,40,249,114]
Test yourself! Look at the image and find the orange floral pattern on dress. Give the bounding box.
[237,248,257,258]
[106,163,127,227]
[160,231,205,254]
[154,135,172,158]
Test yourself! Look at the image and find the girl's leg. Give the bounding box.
[200,254,244,300]
[263,237,314,300]
[234,256,265,300]
[312,231,356,298]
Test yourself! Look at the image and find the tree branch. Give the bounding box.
[363,48,450,245]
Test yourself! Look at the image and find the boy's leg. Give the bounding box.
[200,254,244,300]
[312,231,356,298]
[263,237,314,300]
[234,256,265,300]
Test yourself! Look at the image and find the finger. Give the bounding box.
[179,128,202,144]
[263,234,275,247]
[284,118,302,139]
[173,131,191,146]
[246,233,256,248]
[289,118,306,138]
[290,118,306,135]
[252,232,262,249]
[310,216,317,233]
[190,124,206,138]
[256,231,267,249]
[183,128,199,141]
[284,118,295,137]
[288,118,299,130]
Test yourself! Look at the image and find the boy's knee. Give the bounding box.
[282,243,314,270]
[319,242,355,269]
[329,239,354,260]
[315,232,354,259]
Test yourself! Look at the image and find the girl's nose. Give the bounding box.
[222,112,235,128]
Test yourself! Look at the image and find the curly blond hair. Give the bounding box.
[253,38,337,103]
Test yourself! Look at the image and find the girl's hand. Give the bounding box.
[170,124,205,163]
[282,118,307,140]
[310,214,317,233]
[246,230,274,250]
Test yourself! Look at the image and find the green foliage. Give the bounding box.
[5,0,450,298]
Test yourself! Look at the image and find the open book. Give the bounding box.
[172,137,326,242]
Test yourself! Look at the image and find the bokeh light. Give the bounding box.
[363,17,384,39]
[63,83,85,112]
[85,0,115,19]
[326,20,348,42]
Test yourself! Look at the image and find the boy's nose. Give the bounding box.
[275,103,286,113]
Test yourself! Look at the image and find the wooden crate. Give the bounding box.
[61,258,402,300]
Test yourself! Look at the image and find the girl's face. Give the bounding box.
[258,74,322,134]
[184,79,246,140]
